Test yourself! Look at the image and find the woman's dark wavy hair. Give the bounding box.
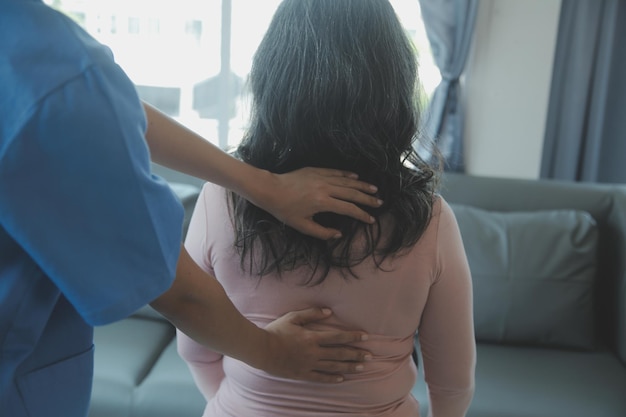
[230,0,440,284]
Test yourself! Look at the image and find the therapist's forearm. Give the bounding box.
[150,246,370,383]
[143,102,271,203]
[150,246,270,368]
[142,101,381,240]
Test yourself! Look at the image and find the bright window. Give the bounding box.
[46,0,439,149]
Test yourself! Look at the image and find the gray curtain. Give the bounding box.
[541,0,626,183]
[418,0,478,172]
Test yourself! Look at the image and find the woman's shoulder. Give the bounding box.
[434,194,456,221]
[196,182,234,236]
[199,182,230,207]
[423,194,451,234]
[409,194,458,255]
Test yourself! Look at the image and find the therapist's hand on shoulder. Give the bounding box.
[142,104,381,238]
[253,167,383,240]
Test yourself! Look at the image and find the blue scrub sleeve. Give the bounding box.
[0,62,184,326]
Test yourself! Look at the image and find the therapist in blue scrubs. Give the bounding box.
[0,1,381,416]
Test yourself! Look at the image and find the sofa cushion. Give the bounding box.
[132,304,167,322]
[132,340,206,417]
[89,317,175,417]
[412,344,626,417]
[451,204,598,350]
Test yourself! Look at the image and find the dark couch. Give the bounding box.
[89,172,626,417]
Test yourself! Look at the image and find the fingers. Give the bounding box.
[306,348,373,383]
[317,198,377,225]
[303,167,361,180]
[314,356,370,374]
[290,219,343,240]
[303,349,374,383]
[284,307,333,325]
[316,328,369,346]
[267,167,382,239]
[283,308,368,339]
[305,168,384,211]
[300,167,379,196]
[283,309,368,344]
[318,345,372,364]
[263,308,373,384]
[330,186,383,210]
[290,201,378,240]
[280,308,371,359]
[324,174,380,197]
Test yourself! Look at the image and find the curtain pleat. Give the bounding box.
[541,0,626,183]
[418,0,478,172]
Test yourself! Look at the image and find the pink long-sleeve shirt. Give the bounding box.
[178,183,475,417]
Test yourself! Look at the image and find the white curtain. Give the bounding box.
[418,0,478,172]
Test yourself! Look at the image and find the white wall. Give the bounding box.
[463,0,562,179]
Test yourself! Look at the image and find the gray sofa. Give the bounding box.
[89,172,626,417]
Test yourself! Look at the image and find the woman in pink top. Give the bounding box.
[178,1,476,416]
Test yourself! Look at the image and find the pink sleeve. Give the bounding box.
[418,198,476,417]
[176,184,225,399]
[176,329,225,400]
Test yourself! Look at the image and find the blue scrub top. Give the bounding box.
[0,1,184,416]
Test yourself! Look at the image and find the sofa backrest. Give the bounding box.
[440,173,626,365]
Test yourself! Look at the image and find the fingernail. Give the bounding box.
[369,185,378,192]
[336,376,344,382]
[364,354,373,361]
[333,233,342,239]
[361,334,369,341]
[355,364,364,371]
[322,308,332,315]
[349,173,359,179]
[377,199,384,206]
[369,216,375,223]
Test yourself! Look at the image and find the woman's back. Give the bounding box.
[178,183,475,417]
[179,0,475,415]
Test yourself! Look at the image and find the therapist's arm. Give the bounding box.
[151,245,370,383]
[142,102,382,240]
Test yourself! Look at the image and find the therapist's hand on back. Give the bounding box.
[152,247,372,384]
[263,307,370,383]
